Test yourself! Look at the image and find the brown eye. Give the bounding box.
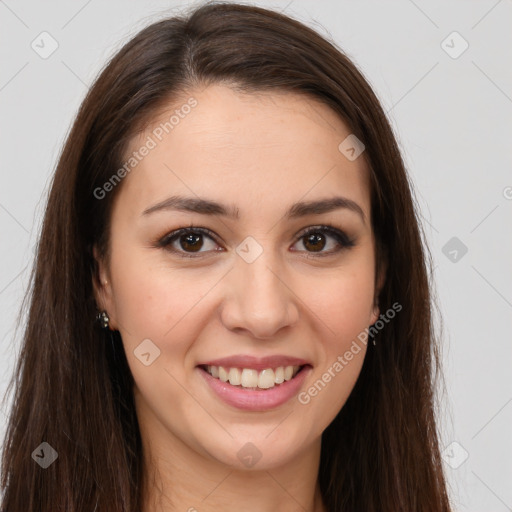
[157,227,221,258]
[156,224,355,259]
[179,232,204,252]
[302,232,327,252]
[292,225,355,257]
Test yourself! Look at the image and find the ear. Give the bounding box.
[92,245,117,330]
[370,259,387,325]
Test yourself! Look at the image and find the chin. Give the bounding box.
[197,427,314,471]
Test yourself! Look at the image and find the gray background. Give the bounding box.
[1,0,511,510]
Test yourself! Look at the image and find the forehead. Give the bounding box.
[114,84,370,223]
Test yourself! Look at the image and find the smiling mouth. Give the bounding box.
[199,364,308,390]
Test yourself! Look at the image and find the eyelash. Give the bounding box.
[155,224,355,259]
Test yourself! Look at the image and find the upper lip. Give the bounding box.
[197,355,311,371]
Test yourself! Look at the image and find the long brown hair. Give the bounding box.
[0,2,452,510]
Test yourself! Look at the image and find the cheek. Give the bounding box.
[296,261,374,415]
[109,249,219,365]
[109,258,205,416]
[308,262,376,344]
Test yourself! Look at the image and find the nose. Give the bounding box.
[220,252,300,339]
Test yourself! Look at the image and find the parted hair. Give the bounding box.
[1,2,451,511]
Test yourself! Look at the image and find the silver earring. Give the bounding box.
[96,310,110,329]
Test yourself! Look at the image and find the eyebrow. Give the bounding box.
[142,195,366,223]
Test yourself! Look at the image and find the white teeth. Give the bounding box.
[205,364,302,389]
[228,368,241,386]
[241,369,258,388]
[258,369,275,389]
[218,366,229,382]
[274,367,284,384]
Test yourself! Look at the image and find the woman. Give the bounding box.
[0,2,452,511]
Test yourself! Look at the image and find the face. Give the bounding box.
[93,84,381,471]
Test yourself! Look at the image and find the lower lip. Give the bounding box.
[198,365,312,411]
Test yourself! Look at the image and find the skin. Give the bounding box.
[93,84,383,512]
